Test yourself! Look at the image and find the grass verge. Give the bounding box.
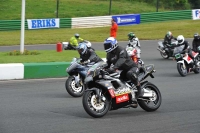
[0,19,199,46]
[0,50,106,63]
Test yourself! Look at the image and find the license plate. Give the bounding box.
[175,53,181,59]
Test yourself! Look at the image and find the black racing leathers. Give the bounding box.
[106,46,139,85]
[192,38,200,52]
[174,40,194,60]
[80,49,102,63]
[163,35,177,46]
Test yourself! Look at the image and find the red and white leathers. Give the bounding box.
[126,37,144,65]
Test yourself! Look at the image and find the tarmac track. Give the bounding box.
[0,39,200,133]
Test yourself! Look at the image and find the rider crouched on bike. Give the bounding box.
[127,32,144,65]
[77,42,103,78]
[104,37,142,107]
[173,35,197,66]
[163,31,177,47]
[192,33,200,52]
[68,33,85,49]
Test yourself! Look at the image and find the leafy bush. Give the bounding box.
[8,50,40,56]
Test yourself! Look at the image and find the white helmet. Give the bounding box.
[177,35,184,44]
[85,40,92,48]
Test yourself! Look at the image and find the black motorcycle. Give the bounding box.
[82,61,162,118]
[157,41,177,59]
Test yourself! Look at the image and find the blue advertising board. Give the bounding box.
[112,14,140,26]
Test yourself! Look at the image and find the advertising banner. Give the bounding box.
[192,9,200,20]
[27,18,60,29]
[112,14,140,26]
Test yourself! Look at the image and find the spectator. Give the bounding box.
[110,18,118,38]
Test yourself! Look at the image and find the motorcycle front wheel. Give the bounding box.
[177,63,188,77]
[138,82,162,112]
[65,76,85,97]
[82,89,110,118]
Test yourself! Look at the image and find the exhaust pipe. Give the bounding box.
[157,47,165,54]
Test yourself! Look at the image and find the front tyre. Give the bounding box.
[65,76,85,97]
[177,63,187,77]
[138,82,162,112]
[82,89,110,118]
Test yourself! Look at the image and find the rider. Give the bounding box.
[69,33,85,49]
[192,33,200,52]
[126,32,144,65]
[104,37,142,107]
[173,35,197,66]
[77,42,103,77]
[163,31,177,47]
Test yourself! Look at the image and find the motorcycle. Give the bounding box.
[62,40,93,50]
[174,47,200,77]
[82,61,162,118]
[126,46,144,67]
[65,58,95,97]
[157,41,177,59]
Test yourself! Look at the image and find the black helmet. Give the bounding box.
[75,33,80,39]
[127,32,135,41]
[194,33,199,40]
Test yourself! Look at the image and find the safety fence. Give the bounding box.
[0,10,193,31]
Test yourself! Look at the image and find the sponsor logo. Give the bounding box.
[114,87,131,96]
[195,10,200,18]
[117,17,136,24]
[108,89,115,98]
[116,94,129,103]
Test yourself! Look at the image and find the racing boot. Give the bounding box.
[130,90,138,108]
[136,84,144,99]
[130,85,138,108]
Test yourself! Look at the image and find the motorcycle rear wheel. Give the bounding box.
[138,82,162,112]
[177,63,187,77]
[65,76,85,97]
[82,89,110,118]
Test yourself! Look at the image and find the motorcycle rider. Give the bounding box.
[104,37,142,107]
[173,35,197,66]
[68,33,85,49]
[163,31,177,47]
[77,42,103,78]
[192,33,200,52]
[126,32,144,65]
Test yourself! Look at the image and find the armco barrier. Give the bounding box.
[71,16,111,29]
[24,62,70,79]
[0,10,192,31]
[0,18,71,31]
[141,10,192,23]
[0,58,107,80]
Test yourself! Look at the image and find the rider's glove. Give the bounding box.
[138,58,144,65]
[106,67,116,74]
[81,59,90,65]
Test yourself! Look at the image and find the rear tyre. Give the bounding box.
[160,51,169,59]
[138,82,162,112]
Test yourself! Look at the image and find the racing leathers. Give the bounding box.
[174,40,196,63]
[77,49,102,78]
[163,35,177,47]
[126,37,144,65]
[106,46,142,101]
[192,37,200,52]
[69,36,84,48]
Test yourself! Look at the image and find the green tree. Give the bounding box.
[188,0,200,9]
